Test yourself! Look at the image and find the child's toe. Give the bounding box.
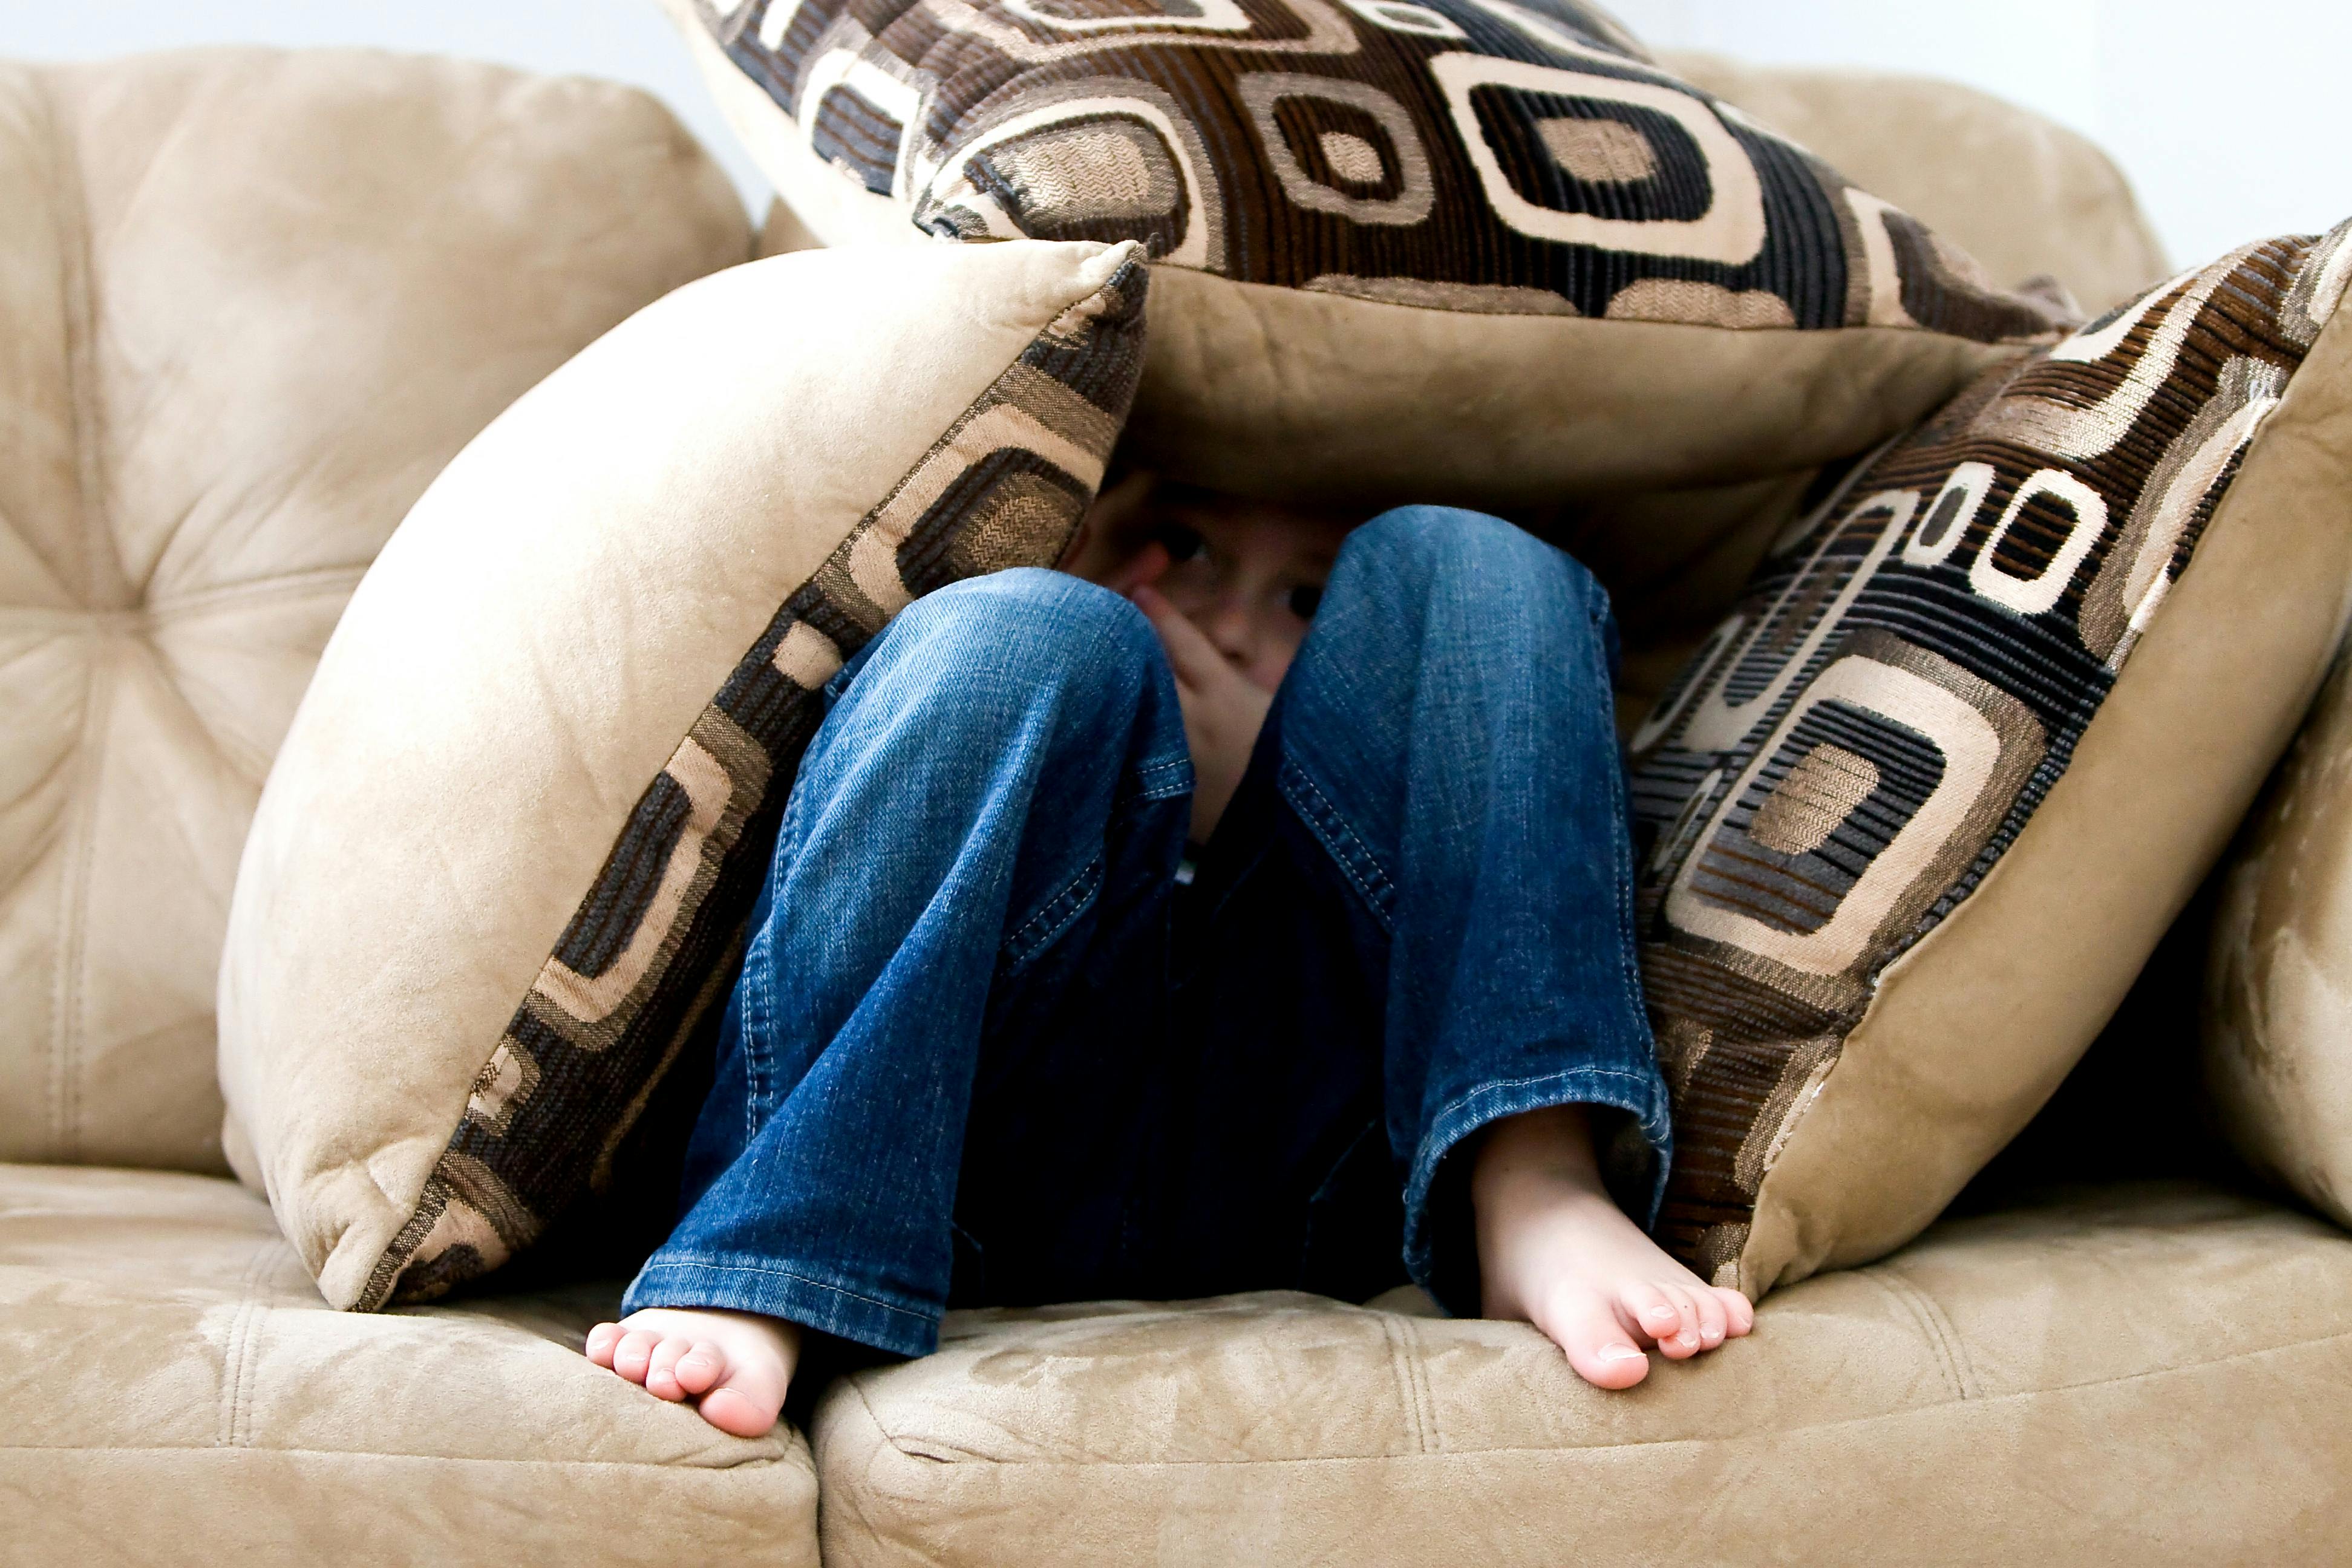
[697,1368,789,1439]
[1548,1292,1651,1391]
[1622,1283,1682,1345]
[1690,1286,1728,1349]
[1651,1282,1704,1358]
[644,1336,691,1400]
[611,1328,661,1383]
[1716,1287,1756,1338]
[674,1344,727,1397]
[584,1323,622,1367]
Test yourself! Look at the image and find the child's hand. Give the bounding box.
[1131,584,1272,842]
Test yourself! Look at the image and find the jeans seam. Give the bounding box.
[1410,1067,1669,1201]
[632,1256,936,1328]
[1000,854,1105,973]
[1121,754,1194,806]
[1588,604,1651,1037]
[1276,757,1397,930]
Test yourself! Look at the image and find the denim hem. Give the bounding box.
[622,1257,940,1359]
[1400,1063,1674,1289]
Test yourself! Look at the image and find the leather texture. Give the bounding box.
[0,47,750,1177]
[810,1182,2352,1566]
[0,1162,818,1566]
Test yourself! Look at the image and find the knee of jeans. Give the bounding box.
[1345,506,1606,619]
[884,568,1157,708]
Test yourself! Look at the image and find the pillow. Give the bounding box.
[2206,648,2352,1230]
[217,238,1146,1309]
[660,0,2064,509]
[1628,221,2352,1296]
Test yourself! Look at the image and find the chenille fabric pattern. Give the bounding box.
[363,258,1148,1308]
[676,0,2055,340]
[1627,224,2352,1289]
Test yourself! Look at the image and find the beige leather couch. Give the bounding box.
[4,43,2344,1568]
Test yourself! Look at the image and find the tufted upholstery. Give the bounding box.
[0,48,749,1174]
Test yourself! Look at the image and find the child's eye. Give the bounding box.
[1287,583,1323,619]
[1154,523,1205,564]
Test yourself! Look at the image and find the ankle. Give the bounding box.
[1471,1105,1607,1210]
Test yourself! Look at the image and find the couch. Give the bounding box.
[2,41,2345,1568]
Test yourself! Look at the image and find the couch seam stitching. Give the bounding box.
[1872,1266,1984,1399]
[848,1320,2352,1468]
[0,564,371,632]
[1377,1312,1430,1455]
[48,646,109,1165]
[38,65,117,1166]
[1851,1269,1969,1400]
[1403,1312,1441,1453]
[214,1240,273,1448]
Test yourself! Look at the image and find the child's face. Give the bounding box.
[1070,474,1356,693]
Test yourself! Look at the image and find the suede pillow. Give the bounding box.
[661,0,2063,508]
[217,239,1146,1309]
[1628,222,2352,1297]
[2206,607,2352,1230]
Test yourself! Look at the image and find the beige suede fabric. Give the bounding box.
[1120,271,2013,509]
[2206,648,2352,1229]
[1737,275,2352,1298]
[809,1183,2352,1565]
[217,239,1144,1308]
[1664,53,2169,313]
[0,48,748,1177]
[0,1162,817,1566]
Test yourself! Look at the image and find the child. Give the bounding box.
[583,477,1752,1437]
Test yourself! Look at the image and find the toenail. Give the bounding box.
[1677,1331,1700,1348]
[1598,1344,1644,1362]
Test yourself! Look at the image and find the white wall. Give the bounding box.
[1608,0,2352,267]
[13,1,2352,268]
[8,1,777,224]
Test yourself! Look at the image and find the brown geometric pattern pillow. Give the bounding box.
[1628,223,2352,1298]
[665,0,2063,504]
[219,241,1147,1310]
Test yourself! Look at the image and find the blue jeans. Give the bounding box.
[622,506,1670,1357]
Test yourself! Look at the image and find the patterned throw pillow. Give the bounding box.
[218,240,1146,1308]
[662,0,2063,506]
[1628,223,2352,1296]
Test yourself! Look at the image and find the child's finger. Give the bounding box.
[1100,538,1172,598]
[1131,585,1226,687]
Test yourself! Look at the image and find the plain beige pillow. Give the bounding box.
[218,238,1148,1309]
[2206,645,2352,1230]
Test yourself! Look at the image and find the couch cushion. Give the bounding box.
[0,48,750,1176]
[0,1162,817,1566]
[662,0,2063,511]
[808,1183,2352,1565]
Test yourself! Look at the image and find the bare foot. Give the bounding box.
[1473,1105,1754,1391]
[583,1306,800,1437]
